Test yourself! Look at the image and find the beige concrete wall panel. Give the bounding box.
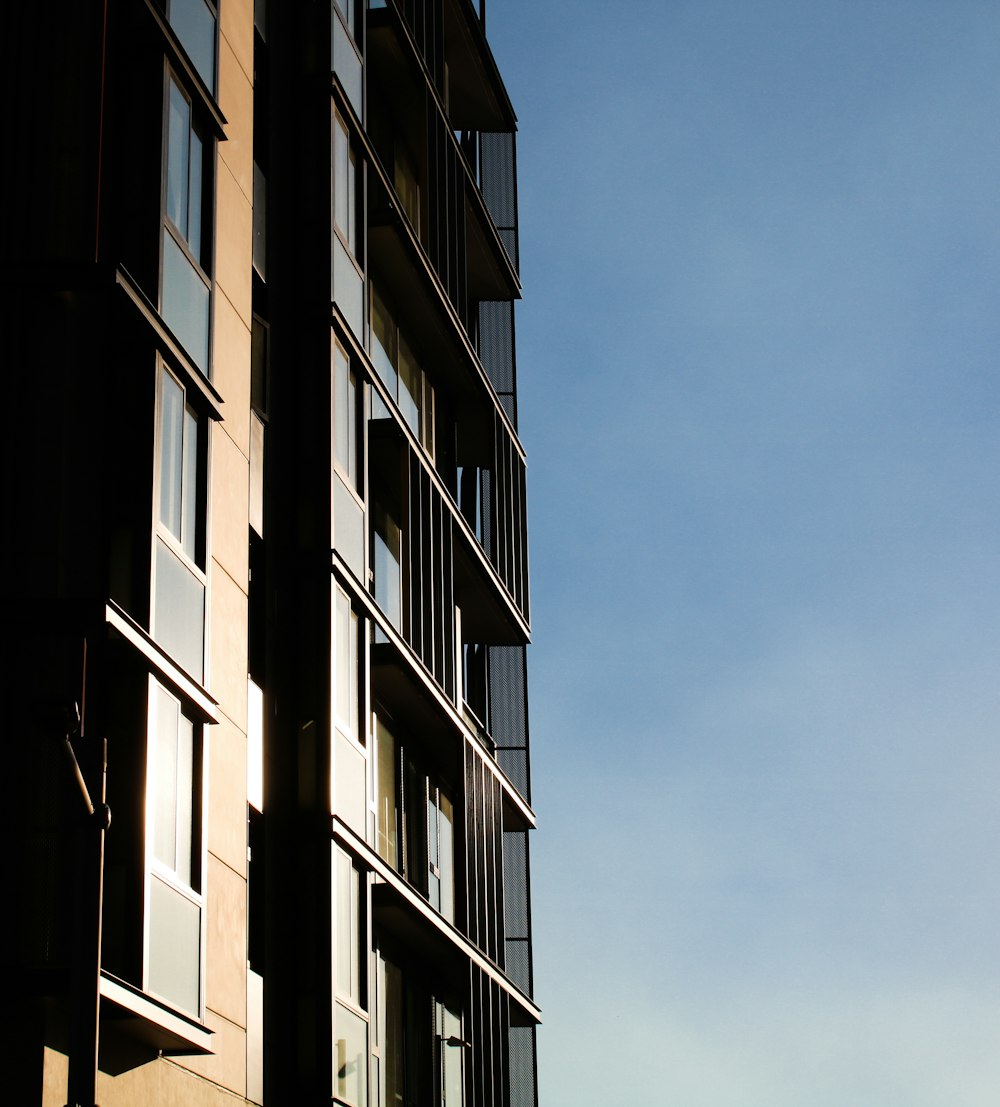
[208,712,248,877]
[218,37,253,203]
[215,163,253,327]
[205,854,248,1026]
[176,1010,248,1097]
[45,1046,250,1107]
[220,0,253,86]
[211,422,250,586]
[212,291,252,457]
[42,1047,68,1107]
[209,565,249,732]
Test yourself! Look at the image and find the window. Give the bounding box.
[427,786,455,922]
[332,104,365,334]
[371,284,435,457]
[334,586,360,745]
[334,340,359,489]
[167,0,218,93]
[373,949,464,1107]
[333,585,367,833]
[333,0,355,37]
[333,337,365,579]
[334,108,358,256]
[153,362,207,681]
[374,715,455,923]
[436,999,464,1107]
[162,74,213,372]
[372,499,402,633]
[335,848,368,1107]
[146,680,204,1016]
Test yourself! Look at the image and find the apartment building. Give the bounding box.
[5,1,538,1104]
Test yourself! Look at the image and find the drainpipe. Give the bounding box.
[62,700,111,1107]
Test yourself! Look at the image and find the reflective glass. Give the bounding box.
[373,507,401,631]
[155,538,206,680]
[333,18,363,116]
[163,228,210,369]
[149,875,201,1015]
[170,0,217,92]
[167,81,189,234]
[334,112,356,251]
[375,719,397,867]
[154,687,180,873]
[335,848,360,1002]
[439,792,454,922]
[334,342,357,485]
[334,475,365,581]
[182,400,199,558]
[440,1003,463,1106]
[335,1003,368,1107]
[154,686,195,885]
[158,371,184,535]
[335,587,357,739]
[188,124,204,264]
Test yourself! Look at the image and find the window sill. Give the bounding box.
[100,972,213,1055]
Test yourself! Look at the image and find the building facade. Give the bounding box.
[5,1,538,1104]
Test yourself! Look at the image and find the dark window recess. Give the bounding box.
[374,718,456,925]
[455,414,528,623]
[373,946,463,1107]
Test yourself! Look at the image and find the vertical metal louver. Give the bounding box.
[478,131,518,272]
[478,300,516,425]
[488,644,529,801]
[508,1026,538,1107]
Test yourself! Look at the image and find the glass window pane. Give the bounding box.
[439,792,454,922]
[167,81,189,234]
[440,1003,463,1107]
[188,125,204,264]
[182,399,199,559]
[169,0,217,92]
[162,228,210,370]
[175,712,195,886]
[149,875,201,1014]
[373,507,401,631]
[159,371,184,535]
[335,848,360,1002]
[155,537,206,680]
[334,341,357,485]
[334,474,365,581]
[334,0,354,36]
[381,956,404,1107]
[335,587,358,739]
[375,719,397,868]
[335,1003,368,1107]
[397,334,421,437]
[153,687,180,872]
[333,16,363,115]
[334,112,356,252]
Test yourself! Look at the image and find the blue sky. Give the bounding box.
[488,3,1000,1104]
